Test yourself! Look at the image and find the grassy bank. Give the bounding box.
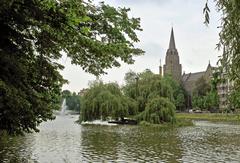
[176,113,240,122]
[139,119,194,128]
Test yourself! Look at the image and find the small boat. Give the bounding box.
[108,118,137,125]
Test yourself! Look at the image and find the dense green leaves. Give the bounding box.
[162,75,187,111]
[228,90,240,111]
[216,1,240,87]
[62,91,81,112]
[192,91,219,111]
[203,1,210,25]
[80,70,189,124]
[123,70,186,112]
[204,1,240,90]
[122,70,184,123]
[136,97,176,124]
[80,81,137,122]
[192,76,219,111]
[0,0,143,134]
[203,1,240,112]
[123,70,173,110]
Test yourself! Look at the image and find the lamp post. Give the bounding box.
[135,75,139,98]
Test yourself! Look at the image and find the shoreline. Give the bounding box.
[176,113,240,123]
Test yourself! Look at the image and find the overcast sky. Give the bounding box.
[59,0,222,92]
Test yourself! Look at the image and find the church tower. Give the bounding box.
[163,28,182,82]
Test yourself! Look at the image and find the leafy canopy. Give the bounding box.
[123,70,186,112]
[0,0,143,134]
[136,96,176,124]
[204,1,240,89]
[192,76,219,111]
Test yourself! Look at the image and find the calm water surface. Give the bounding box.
[1,114,240,163]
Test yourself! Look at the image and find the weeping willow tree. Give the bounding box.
[136,96,176,124]
[122,69,180,124]
[81,70,181,124]
[79,81,137,122]
[123,70,175,113]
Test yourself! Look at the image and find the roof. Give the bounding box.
[182,71,205,82]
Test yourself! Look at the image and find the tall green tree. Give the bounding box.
[0,0,143,134]
[123,70,174,112]
[192,76,219,111]
[162,75,187,111]
[204,1,240,90]
[62,90,72,98]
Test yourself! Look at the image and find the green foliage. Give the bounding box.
[204,1,240,111]
[162,75,187,111]
[80,81,137,122]
[122,70,139,99]
[205,91,219,109]
[80,70,181,125]
[136,97,176,124]
[204,1,240,90]
[0,51,64,135]
[192,91,219,111]
[203,1,210,25]
[122,70,183,124]
[123,70,189,123]
[65,92,81,112]
[62,90,72,98]
[211,71,221,91]
[0,0,143,134]
[228,89,240,111]
[61,90,81,112]
[216,1,240,89]
[192,76,219,111]
[123,71,186,112]
[177,113,240,122]
[192,96,204,109]
[123,70,176,112]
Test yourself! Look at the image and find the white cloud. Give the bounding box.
[61,0,222,92]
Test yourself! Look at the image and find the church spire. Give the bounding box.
[207,60,212,69]
[168,27,176,50]
[164,27,182,82]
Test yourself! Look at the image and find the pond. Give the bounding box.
[1,114,240,162]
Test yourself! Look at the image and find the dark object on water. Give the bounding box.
[108,118,137,125]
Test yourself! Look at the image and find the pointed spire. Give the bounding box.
[208,60,211,67]
[207,60,212,69]
[168,27,176,50]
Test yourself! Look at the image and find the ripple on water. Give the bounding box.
[177,121,240,162]
[1,117,240,162]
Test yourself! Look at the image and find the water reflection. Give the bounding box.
[178,121,240,162]
[0,116,240,162]
[81,125,183,162]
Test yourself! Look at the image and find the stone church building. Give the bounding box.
[159,28,214,95]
